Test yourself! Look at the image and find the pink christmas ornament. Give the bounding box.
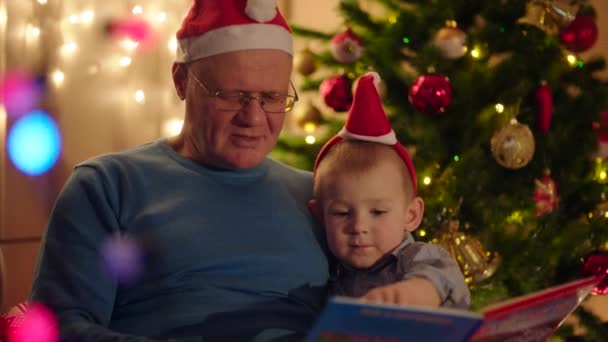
[330,28,364,64]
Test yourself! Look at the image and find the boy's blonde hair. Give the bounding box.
[313,140,415,201]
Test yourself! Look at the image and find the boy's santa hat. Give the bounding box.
[313,72,418,196]
[174,0,292,63]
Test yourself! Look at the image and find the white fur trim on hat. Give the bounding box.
[245,0,278,22]
[175,23,293,62]
[337,127,398,145]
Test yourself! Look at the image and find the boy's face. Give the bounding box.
[320,161,421,269]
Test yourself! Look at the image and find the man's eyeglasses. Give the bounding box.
[187,70,298,113]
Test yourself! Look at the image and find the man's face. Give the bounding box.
[320,161,413,269]
[181,49,292,170]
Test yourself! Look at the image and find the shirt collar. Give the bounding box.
[335,232,416,274]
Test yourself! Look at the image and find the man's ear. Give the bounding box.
[404,197,424,232]
[172,63,188,100]
[307,199,323,223]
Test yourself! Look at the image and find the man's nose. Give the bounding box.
[235,96,266,126]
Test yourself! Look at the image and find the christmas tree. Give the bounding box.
[273,0,608,338]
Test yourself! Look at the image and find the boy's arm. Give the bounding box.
[400,243,471,309]
[361,243,470,309]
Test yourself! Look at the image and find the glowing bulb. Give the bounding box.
[80,10,95,24]
[120,39,139,51]
[37,0,48,4]
[604,212,608,219]
[423,177,431,185]
[567,54,577,66]
[132,5,143,15]
[156,12,167,23]
[69,15,79,24]
[50,70,64,87]
[418,230,427,237]
[388,16,397,24]
[60,42,78,55]
[495,103,505,113]
[453,155,460,162]
[600,171,607,181]
[134,90,145,104]
[303,122,317,133]
[305,135,316,144]
[27,25,41,38]
[471,48,481,59]
[119,56,132,67]
[168,37,178,52]
[162,118,183,137]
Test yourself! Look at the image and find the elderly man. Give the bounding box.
[31,1,328,341]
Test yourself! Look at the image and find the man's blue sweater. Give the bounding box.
[31,139,329,341]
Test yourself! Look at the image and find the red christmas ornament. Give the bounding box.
[559,15,598,52]
[535,81,553,134]
[320,75,353,112]
[532,169,558,216]
[591,111,608,159]
[330,28,364,64]
[408,73,453,114]
[580,251,608,295]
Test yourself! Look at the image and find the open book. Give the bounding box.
[306,275,604,342]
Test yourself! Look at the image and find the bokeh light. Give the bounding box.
[0,69,43,118]
[108,17,157,51]
[7,111,61,176]
[7,303,59,342]
[100,233,144,284]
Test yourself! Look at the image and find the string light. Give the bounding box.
[119,56,132,67]
[567,54,578,66]
[305,135,316,144]
[388,16,397,24]
[134,90,145,104]
[37,0,48,4]
[471,47,481,59]
[423,177,432,185]
[418,229,427,237]
[69,15,79,24]
[167,37,178,53]
[156,12,167,23]
[495,103,505,113]
[50,70,65,87]
[303,123,317,133]
[60,42,78,56]
[120,39,139,52]
[162,118,183,137]
[600,171,607,181]
[80,10,95,24]
[27,24,41,38]
[132,5,143,15]
[453,155,460,162]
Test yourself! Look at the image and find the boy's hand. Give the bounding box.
[360,278,441,307]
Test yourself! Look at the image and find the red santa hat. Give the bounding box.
[313,72,418,196]
[174,0,292,63]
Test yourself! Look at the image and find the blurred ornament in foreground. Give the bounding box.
[6,302,58,342]
[106,16,156,50]
[320,74,353,112]
[533,169,559,216]
[293,101,323,133]
[535,81,553,134]
[294,48,317,76]
[433,21,467,60]
[434,218,501,285]
[330,28,364,64]
[559,15,598,52]
[581,251,608,295]
[7,110,62,176]
[491,119,535,169]
[100,233,144,284]
[0,69,43,118]
[408,73,452,114]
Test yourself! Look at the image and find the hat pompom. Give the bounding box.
[245,0,278,22]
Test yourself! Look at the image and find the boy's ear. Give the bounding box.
[404,197,424,232]
[307,199,323,223]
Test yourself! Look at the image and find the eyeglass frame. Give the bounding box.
[187,70,299,114]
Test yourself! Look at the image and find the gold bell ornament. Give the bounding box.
[434,217,502,285]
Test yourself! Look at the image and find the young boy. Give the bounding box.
[309,72,470,309]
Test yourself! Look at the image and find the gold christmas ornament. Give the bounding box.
[435,218,502,284]
[293,101,323,132]
[433,20,468,60]
[491,119,536,169]
[517,1,574,34]
[294,48,317,76]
